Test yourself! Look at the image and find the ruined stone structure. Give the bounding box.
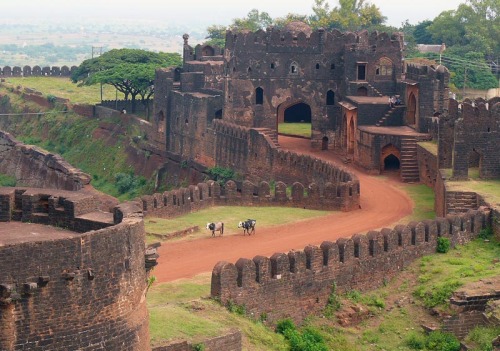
[211,209,490,324]
[0,187,153,351]
[437,97,500,179]
[153,24,450,183]
[0,65,76,77]
[0,131,90,191]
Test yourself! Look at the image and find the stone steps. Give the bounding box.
[400,137,419,183]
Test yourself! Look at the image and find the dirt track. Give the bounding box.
[155,136,413,282]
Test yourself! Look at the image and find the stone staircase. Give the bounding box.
[258,128,281,149]
[375,104,404,127]
[446,192,478,214]
[400,136,420,183]
[366,83,384,97]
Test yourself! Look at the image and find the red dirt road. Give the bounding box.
[155,136,413,282]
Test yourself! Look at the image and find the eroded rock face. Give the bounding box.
[0,131,90,190]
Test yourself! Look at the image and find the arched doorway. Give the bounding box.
[277,101,312,138]
[156,111,165,133]
[322,136,328,150]
[384,154,400,170]
[380,144,401,172]
[407,93,416,126]
[348,118,355,154]
[357,87,368,96]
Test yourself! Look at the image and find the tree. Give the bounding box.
[412,20,436,44]
[71,49,181,114]
[231,9,273,31]
[205,25,227,48]
[273,13,310,29]
[310,0,386,31]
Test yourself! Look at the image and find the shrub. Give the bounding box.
[437,237,451,253]
[425,331,461,351]
[206,166,236,186]
[0,173,16,187]
[324,282,341,317]
[46,94,57,103]
[406,331,425,349]
[478,227,493,240]
[226,300,246,315]
[192,343,205,351]
[276,318,296,335]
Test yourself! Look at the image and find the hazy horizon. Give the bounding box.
[1,0,465,28]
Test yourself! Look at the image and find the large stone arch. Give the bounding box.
[277,100,311,124]
[380,144,401,171]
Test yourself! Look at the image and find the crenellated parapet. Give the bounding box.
[211,208,490,324]
[0,186,152,351]
[0,65,77,77]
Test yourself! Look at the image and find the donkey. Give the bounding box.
[206,222,224,237]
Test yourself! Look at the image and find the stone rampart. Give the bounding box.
[0,65,77,77]
[142,176,359,218]
[211,120,360,211]
[0,131,91,191]
[211,209,489,324]
[0,187,151,351]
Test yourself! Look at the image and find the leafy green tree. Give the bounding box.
[205,25,227,48]
[231,9,273,31]
[310,0,386,31]
[412,20,436,44]
[71,49,181,113]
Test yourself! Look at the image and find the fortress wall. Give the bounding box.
[0,190,151,351]
[0,131,91,191]
[211,209,489,324]
[0,65,77,77]
[417,144,439,189]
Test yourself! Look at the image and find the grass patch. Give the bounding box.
[418,141,438,155]
[0,173,16,186]
[147,274,288,350]
[465,326,500,351]
[278,122,311,138]
[395,183,436,223]
[145,206,330,240]
[3,77,125,104]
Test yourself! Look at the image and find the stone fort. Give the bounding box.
[0,21,498,351]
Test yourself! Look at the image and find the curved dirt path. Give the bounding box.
[155,136,413,282]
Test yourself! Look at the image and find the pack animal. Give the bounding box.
[206,222,224,237]
[238,219,256,235]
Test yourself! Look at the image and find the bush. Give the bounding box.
[276,318,296,335]
[0,173,16,187]
[437,237,451,253]
[206,166,236,186]
[406,331,425,349]
[46,94,57,103]
[115,172,146,196]
[276,320,328,351]
[478,227,493,240]
[426,331,461,351]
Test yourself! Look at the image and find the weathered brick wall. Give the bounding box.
[417,144,438,188]
[0,192,150,351]
[152,330,241,351]
[142,176,359,218]
[0,131,91,191]
[0,65,77,77]
[211,210,489,324]
[451,98,500,179]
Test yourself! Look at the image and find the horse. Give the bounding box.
[238,219,256,236]
[206,222,224,237]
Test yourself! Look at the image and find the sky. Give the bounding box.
[1,0,465,28]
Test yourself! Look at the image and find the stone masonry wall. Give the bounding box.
[0,189,150,351]
[417,144,439,189]
[0,65,76,77]
[0,131,91,191]
[211,209,489,324]
[152,330,241,351]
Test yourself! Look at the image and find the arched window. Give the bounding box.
[375,57,393,76]
[326,90,335,105]
[290,61,299,75]
[315,63,320,69]
[255,87,263,105]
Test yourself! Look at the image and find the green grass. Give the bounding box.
[402,184,436,221]
[145,206,330,240]
[0,173,16,186]
[418,141,438,155]
[278,122,311,138]
[147,274,289,350]
[3,77,125,104]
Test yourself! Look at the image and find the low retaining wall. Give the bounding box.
[211,209,490,324]
[152,329,241,351]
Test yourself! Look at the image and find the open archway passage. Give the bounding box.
[284,103,311,123]
[384,154,400,170]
